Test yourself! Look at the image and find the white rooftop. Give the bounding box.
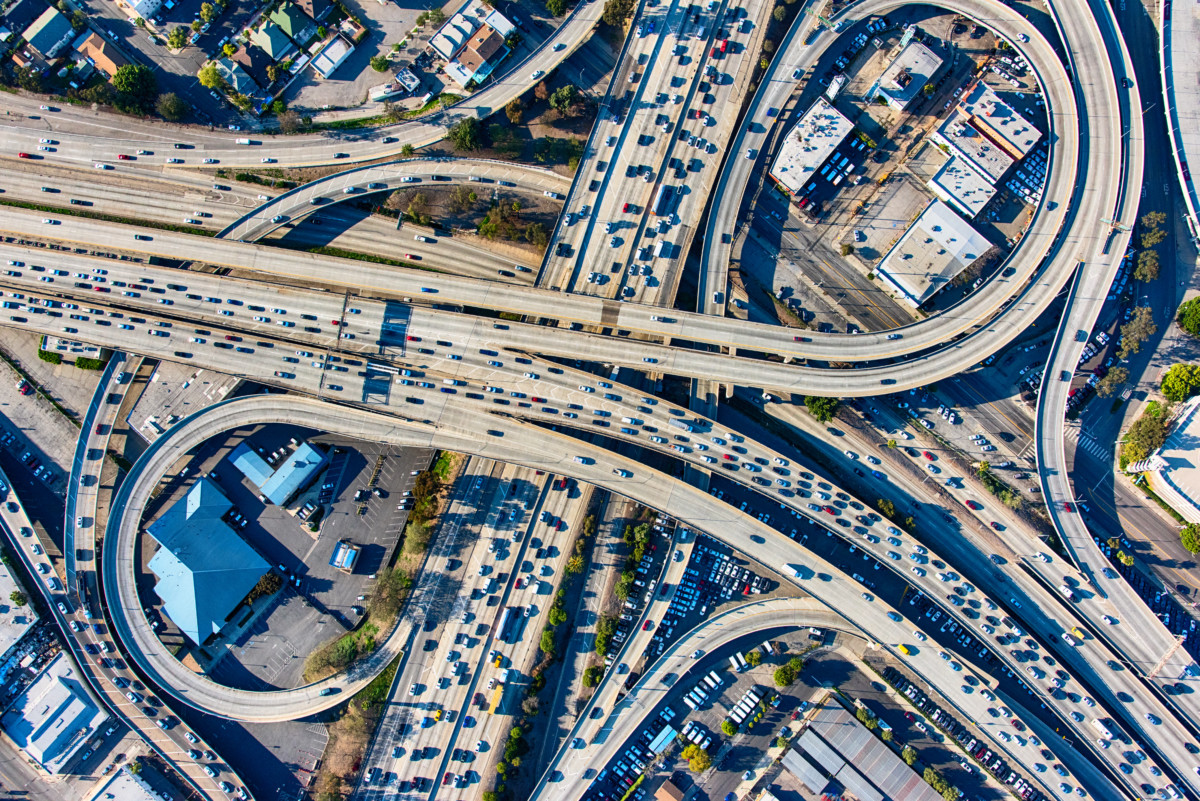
[1147,397,1200,524]
[874,41,943,110]
[87,766,161,801]
[1,652,110,774]
[957,80,1042,159]
[927,156,995,219]
[876,199,992,307]
[768,97,853,196]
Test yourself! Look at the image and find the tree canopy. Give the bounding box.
[804,395,840,422]
[111,64,158,112]
[1178,298,1200,337]
[1162,363,1200,402]
[449,117,482,151]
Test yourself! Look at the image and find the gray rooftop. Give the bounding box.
[1,652,109,773]
[875,199,991,308]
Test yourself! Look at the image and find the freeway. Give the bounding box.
[64,352,129,610]
[0,210,1118,396]
[97,388,1128,801]
[3,242,1195,779]
[536,598,1126,801]
[0,0,604,169]
[217,158,571,242]
[31,282,1183,800]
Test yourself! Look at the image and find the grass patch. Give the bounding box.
[0,197,216,237]
[303,569,411,681]
[433,451,455,479]
[307,94,464,132]
[1139,481,1187,524]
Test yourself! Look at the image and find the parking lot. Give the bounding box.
[133,423,429,687]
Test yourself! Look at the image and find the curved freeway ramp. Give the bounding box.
[218,158,571,242]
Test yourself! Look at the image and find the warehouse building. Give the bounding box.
[774,699,942,801]
[768,97,853,197]
[230,440,327,506]
[146,479,268,646]
[1,652,110,774]
[927,156,996,219]
[874,199,991,308]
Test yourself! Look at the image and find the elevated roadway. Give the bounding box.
[535,598,1126,801]
[38,287,1184,799]
[98,391,1134,801]
[0,210,1124,395]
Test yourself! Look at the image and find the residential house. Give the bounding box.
[294,0,330,21]
[250,21,295,61]
[2,0,47,33]
[74,31,129,78]
[231,44,272,87]
[22,6,72,58]
[216,57,259,94]
[268,2,316,48]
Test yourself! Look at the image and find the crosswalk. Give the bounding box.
[1064,426,1110,460]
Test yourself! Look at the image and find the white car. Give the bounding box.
[530,69,544,80]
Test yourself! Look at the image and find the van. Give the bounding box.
[898,644,911,655]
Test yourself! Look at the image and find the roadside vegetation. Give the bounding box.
[312,656,400,801]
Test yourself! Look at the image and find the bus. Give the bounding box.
[652,185,675,216]
[496,607,519,643]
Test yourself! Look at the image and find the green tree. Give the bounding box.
[886,439,896,448]
[370,54,390,72]
[773,4,786,19]
[1123,412,1169,463]
[270,99,286,115]
[877,498,896,519]
[266,63,281,83]
[804,395,839,422]
[9,591,26,607]
[565,555,584,574]
[112,64,158,111]
[1117,306,1157,359]
[901,745,917,765]
[198,62,227,91]
[400,143,415,157]
[774,735,789,749]
[37,350,61,364]
[155,93,188,121]
[505,97,524,124]
[582,665,603,687]
[222,42,236,57]
[924,766,946,791]
[856,706,876,726]
[682,744,711,773]
[1096,366,1129,398]
[539,627,556,657]
[70,8,86,30]
[546,0,567,15]
[881,727,894,742]
[841,243,855,256]
[602,0,635,26]
[449,117,482,151]
[773,665,796,686]
[549,84,578,116]
[1181,524,1200,554]
[1162,363,1200,402]
[615,571,634,600]
[1117,550,1134,566]
[1135,249,1160,282]
[200,2,216,21]
[1177,297,1200,336]
[483,793,499,801]
[745,649,763,667]
[721,719,737,736]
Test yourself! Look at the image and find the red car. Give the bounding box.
[642,620,654,631]
[622,202,631,212]
[117,154,131,160]
[1063,502,1074,512]
[824,506,836,515]
[1010,719,1025,731]
[406,335,420,341]
[555,477,567,490]
[442,773,452,786]
[723,454,736,460]
[923,451,935,460]
[965,500,980,510]
[17,152,32,159]
[404,253,420,260]
[990,521,1001,530]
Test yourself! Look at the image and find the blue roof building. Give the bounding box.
[146,479,268,646]
[230,441,327,506]
[23,6,72,58]
[329,539,360,572]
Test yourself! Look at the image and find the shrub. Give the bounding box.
[804,396,839,422]
[37,350,61,365]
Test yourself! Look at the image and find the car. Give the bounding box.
[531,70,544,80]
